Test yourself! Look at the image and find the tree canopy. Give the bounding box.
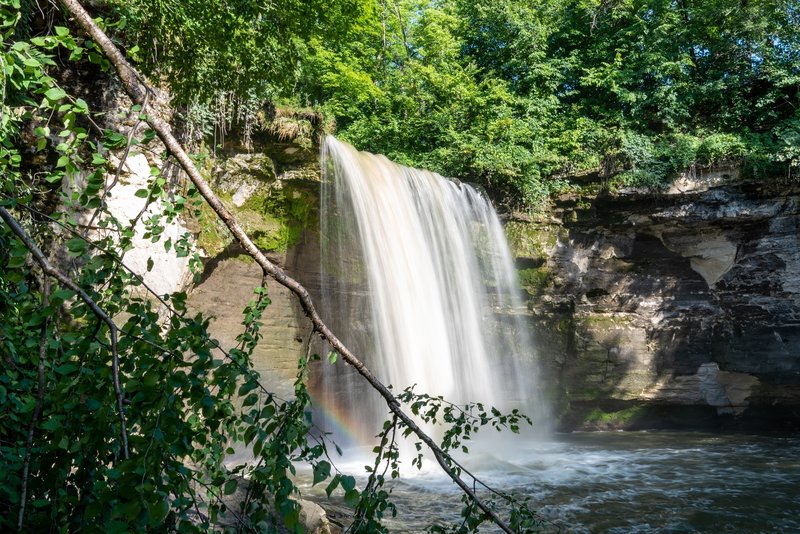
[55,0,798,206]
[296,0,800,205]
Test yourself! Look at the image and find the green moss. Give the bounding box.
[189,172,318,257]
[505,222,558,262]
[240,183,317,253]
[194,192,234,256]
[518,267,551,295]
[583,405,646,426]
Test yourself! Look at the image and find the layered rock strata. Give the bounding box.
[510,169,800,430]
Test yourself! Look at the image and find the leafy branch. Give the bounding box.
[0,206,130,461]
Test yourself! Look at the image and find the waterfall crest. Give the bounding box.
[316,136,540,443]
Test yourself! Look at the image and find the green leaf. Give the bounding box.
[150,498,170,524]
[239,380,259,395]
[74,98,89,113]
[44,87,66,101]
[340,475,356,492]
[324,475,340,497]
[54,26,69,37]
[312,461,331,486]
[66,238,87,256]
[41,418,61,431]
[7,252,26,268]
[223,479,238,495]
[55,363,79,375]
[261,404,275,419]
[344,489,360,507]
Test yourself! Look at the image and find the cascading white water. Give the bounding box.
[316,136,541,443]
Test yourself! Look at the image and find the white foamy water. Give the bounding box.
[316,136,540,443]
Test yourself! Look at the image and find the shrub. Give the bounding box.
[696,133,746,165]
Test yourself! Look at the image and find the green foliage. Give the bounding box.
[696,133,747,166]
[296,0,800,205]
[20,0,793,208]
[0,8,331,531]
[1,5,544,532]
[5,0,797,528]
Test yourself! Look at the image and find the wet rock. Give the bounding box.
[519,174,800,430]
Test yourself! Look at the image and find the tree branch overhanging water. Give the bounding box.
[56,0,525,531]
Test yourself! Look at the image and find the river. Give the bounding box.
[303,431,800,532]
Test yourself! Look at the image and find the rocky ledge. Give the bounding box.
[511,168,800,431]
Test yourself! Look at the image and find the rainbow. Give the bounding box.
[309,388,370,452]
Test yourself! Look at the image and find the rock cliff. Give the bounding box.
[186,128,321,401]
[510,168,800,430]
[189,135,800,431]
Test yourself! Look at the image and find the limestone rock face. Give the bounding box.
[61,77,191,300]
[515,175,800,430]
[188,133,800,433]
[187,137,321,400]
[187,257,311,400]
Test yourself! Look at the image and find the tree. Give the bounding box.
[1,0,541,531]
[299,0,800,201]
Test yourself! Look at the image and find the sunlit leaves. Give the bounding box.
[1,8,331,533]
[303,0,800,205]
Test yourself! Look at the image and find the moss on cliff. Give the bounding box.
[518,267,552,296]
[190,150,319,258]
[583,405,647,427]
[241,184,317,253]
[193,191,234,256]
[505,221,559,262]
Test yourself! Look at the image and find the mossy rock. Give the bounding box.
[505,221,559,262]
[581,405,648,429]
[518,267,552,296]
[190,175,319,258]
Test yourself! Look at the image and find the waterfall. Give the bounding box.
[315,136,541,445]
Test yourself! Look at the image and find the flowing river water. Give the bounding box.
[300,431,800,532]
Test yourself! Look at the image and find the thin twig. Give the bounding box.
[0,206,130,460]
[17,277,50,532]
